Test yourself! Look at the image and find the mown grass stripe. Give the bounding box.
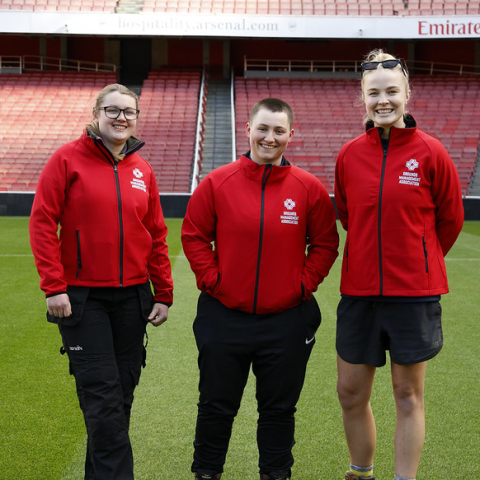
[0,218,479,479]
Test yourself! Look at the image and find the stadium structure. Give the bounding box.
[0,0,479,218]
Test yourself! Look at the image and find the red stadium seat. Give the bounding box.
[136,69,203,193]
[0,71,117,192]
[234,75,480,195]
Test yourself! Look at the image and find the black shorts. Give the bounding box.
[336,297,443,367]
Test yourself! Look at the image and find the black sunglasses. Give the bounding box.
[361,59,408,77]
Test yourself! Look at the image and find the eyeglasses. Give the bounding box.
[361,59,408,77]
[96,106,140,120]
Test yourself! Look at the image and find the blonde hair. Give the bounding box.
[361,49,410,96]
[86,84,139,162]
[359,49,411,124]
[91,83,138,111]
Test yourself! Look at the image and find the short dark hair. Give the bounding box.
[250,98,294,129]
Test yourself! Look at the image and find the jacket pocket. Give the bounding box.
[46,285,90,327]
[137,281,154,323]
[345,239,349,273]
[422,236,429,273]
[76,230,82,278]
[301,295,322,344]
[211,272,222,294]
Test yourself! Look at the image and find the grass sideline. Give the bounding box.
[0,217,478,479]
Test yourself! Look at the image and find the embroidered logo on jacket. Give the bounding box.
[399,159,421,187]
[281,198,299,225]
[406,159,419,171]
[131,168,147,192]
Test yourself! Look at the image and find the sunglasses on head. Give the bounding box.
[361,59,408,77]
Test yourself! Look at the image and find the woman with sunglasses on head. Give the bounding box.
[30,83,173,480]
[334,50,463,480]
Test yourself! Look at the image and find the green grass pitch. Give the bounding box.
[0,217,478,479]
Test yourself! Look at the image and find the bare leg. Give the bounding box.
[337,355,377,468]
[391,361,427,479]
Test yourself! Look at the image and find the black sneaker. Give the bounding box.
[261,470,291,480]
[194,473,222,480]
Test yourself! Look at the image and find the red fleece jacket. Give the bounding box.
[182,155,339,315]
[335,117,464,297]
[29,130,173,305]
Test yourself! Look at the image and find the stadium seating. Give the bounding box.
[1,0,479,15]
[234,75,480,195]
[135,69,202,193]
[0,69,202,194]
[0,71,117,192]
[1,72,478,195]
[235,77,363,193]
[140,0,480,15]
[409,75,480,195]
[0,0,117,12]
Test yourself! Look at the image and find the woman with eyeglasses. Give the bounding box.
[29,83,173,480]
[334,50,463,480]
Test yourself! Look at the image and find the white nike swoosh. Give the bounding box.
[305,335,315,345]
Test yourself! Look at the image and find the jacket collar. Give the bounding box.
[365,114,417,146]
[84,129,145,161]
[240,152,291,183]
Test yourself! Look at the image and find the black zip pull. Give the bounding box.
[262,164,273,186]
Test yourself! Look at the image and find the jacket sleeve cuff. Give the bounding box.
[46,291,68,298]
[154,300,172,307]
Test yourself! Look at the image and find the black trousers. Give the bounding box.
[58,283,152,480]
[192,292,321,476]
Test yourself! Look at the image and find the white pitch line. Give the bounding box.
[445,258,480,261]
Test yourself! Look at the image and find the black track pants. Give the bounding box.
[58,284,152,480]
[191,292,321,475]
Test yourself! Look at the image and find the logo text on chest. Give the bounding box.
[281,198,299,225]
[399,159,421,187]
[131,168,147,192]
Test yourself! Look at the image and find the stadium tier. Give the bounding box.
[0,71,117,192]
[1,72,479,195]
[0,69,202,194]
[1,0,479,15]
[235,77,362,194]
[136,69,202,193]
[409,75,480,196]
[142,0,480,15]
[0,0,117,12]
[234,75,480,195]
